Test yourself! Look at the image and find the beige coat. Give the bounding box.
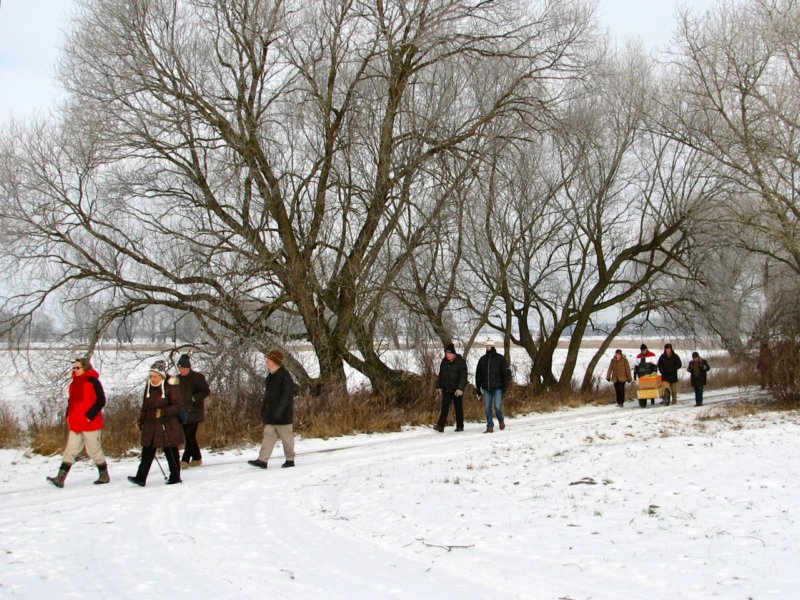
[606,356,632,383]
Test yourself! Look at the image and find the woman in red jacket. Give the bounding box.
[46,358,109,487]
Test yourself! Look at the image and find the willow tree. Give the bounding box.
[0,0,595,395]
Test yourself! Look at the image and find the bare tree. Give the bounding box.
[0,0,596,397]
[666,0,800,274]
[463,45,715,391]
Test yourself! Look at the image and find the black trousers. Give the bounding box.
[136,446,181,483]
[181,422,202,462]
[613,381,626,405]
[437,391,464,430]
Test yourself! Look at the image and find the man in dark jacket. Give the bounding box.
[176,354,211,468]
[657,343,682,405]
[248,350,296,469]
[475,338,511,432]
[435,343,468,432]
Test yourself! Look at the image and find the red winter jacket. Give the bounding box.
[67,368,106,432]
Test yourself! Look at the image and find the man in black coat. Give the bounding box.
[249,350,296,469]
[176,354,211,468]
[475,338,511,432]
[434,343,468,432]
[657,343,682,405]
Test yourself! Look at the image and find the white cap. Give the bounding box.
[485,338,495,347]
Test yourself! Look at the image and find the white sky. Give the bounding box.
[0,0,721,125]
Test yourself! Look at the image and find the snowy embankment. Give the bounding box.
[1,387,798,599]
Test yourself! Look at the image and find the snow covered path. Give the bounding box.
[2,388,800,599]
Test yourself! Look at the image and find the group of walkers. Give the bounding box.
[47,349,297,488]
[46,340,712,488]
[606,343,711,407]
[435,338,512,433]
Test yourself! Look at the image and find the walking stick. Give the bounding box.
[154,452,168,482]
[157,417,170,482]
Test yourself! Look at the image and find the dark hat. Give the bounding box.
[692,351,700,358]
[267,350,284,366]
[149,360,167,378]
[640,344,648,350]
[614,348,623,355]
[177,354,191,368]
[445,343,456,354]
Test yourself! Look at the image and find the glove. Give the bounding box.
[454,389,463,397]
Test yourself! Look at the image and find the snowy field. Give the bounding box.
[0,339,721,418]
[2,387,799,599]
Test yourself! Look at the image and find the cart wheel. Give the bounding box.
[638,399,647,408]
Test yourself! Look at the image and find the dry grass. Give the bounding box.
[0,404,24,447]
[3,350,782,455]
[101,393,144,457]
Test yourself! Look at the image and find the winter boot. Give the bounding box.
[46,462,71,488]
[483,427,494,433]
[281,460,295,468]
[127,475,146,487]
[94,463,110,485]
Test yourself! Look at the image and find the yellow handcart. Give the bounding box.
[637,374,671,408]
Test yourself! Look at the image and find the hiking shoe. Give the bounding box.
[454,427,464,432]
[127,476,146,487]
[248,459,268,469]
[191,460,202,467]
[499,422,506,430]
[281,461,295,468]
[433,426,444,432]
[180,461,191,469]
[483,428,494,433]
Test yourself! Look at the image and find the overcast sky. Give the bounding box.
[0,0,720,126]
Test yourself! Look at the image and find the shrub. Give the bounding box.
[0,404,24,447]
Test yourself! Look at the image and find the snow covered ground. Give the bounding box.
[2,387,799,599]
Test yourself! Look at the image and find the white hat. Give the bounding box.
[485,338,495,347]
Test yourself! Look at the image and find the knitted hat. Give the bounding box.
[485,338,495,348]
[444,343,456,354]
[267,350,284,366]
[177,354,191,368]
[149,360,167,378]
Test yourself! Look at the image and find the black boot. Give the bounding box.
[94,463,110,485]
[127,475,146,487]
[46,462,71,488]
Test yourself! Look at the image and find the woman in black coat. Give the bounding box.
[128,360,185,486]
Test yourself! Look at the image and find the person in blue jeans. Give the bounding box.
[475,338,512,432]
[687,351,710,406]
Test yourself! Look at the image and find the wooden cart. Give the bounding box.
[637,373,671,408]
